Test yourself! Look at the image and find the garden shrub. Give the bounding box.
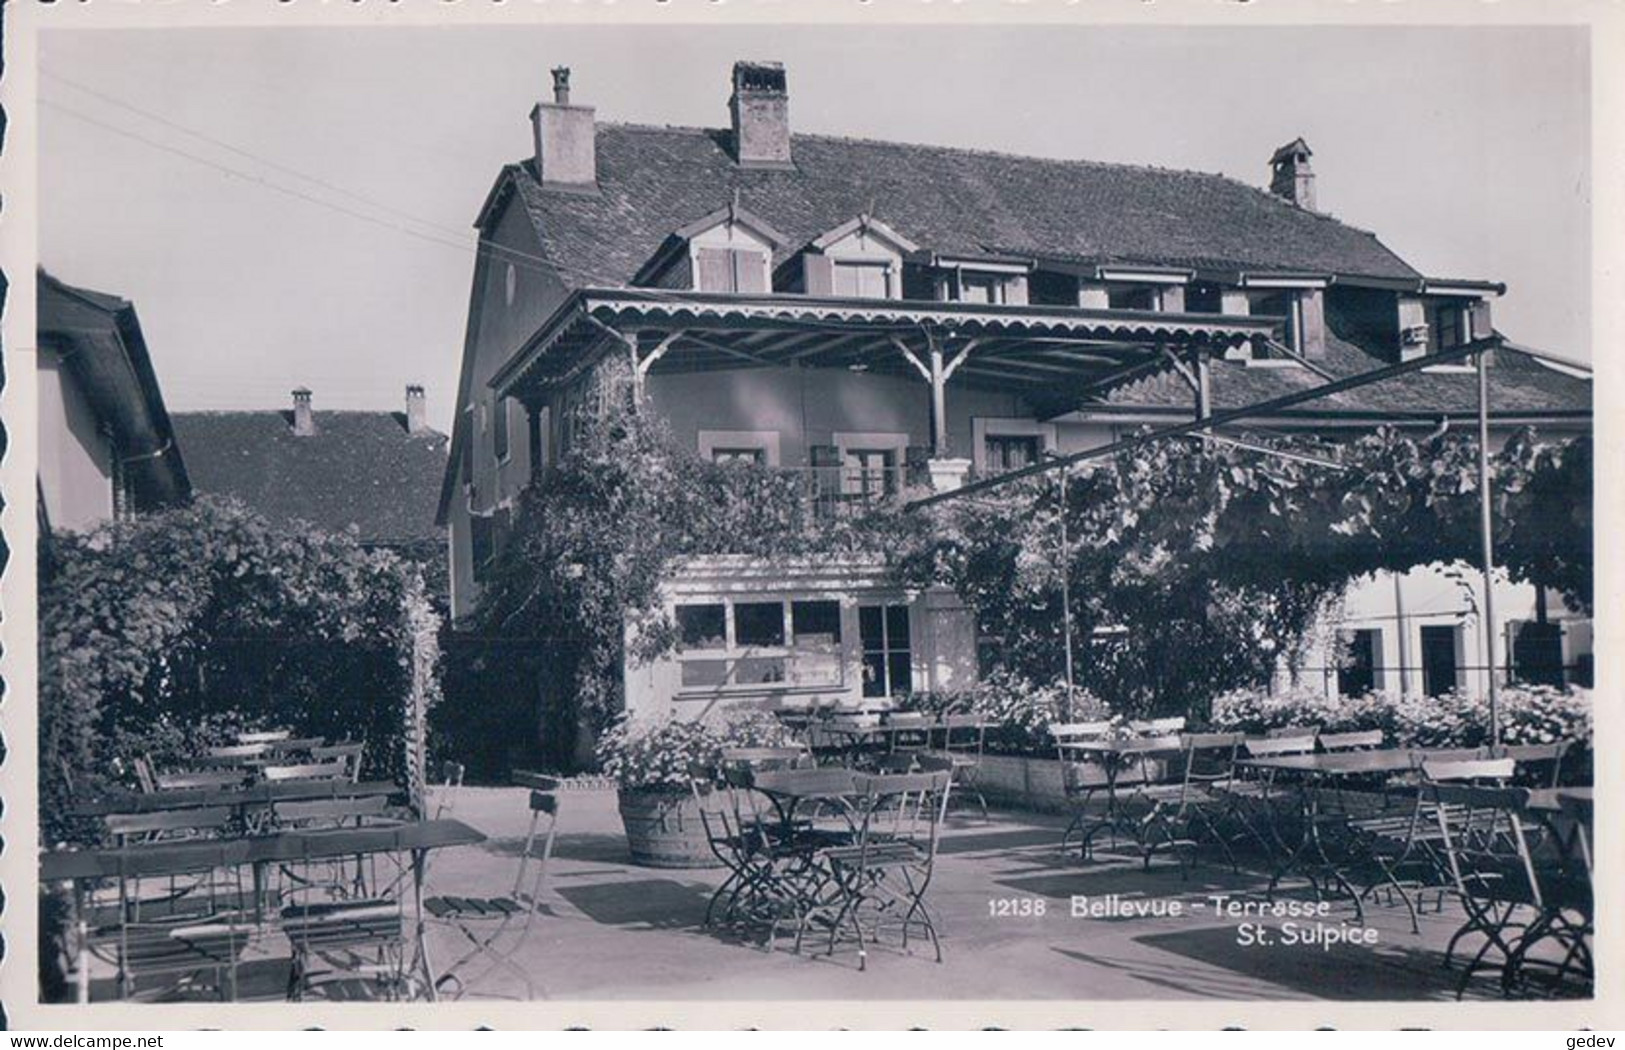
[40,497,441,845]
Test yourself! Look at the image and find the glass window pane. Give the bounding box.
[735,602,786,648]
[734,657,787,685]
[788,650,842,687]
[681,659,730,688]
[862,653,888,697]
[791,601,842,646]
[886,605,910,647]
[676,604,726,650]
[859,606,885,649]
[887,652,913,696]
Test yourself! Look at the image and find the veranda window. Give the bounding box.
[673,598,845,691]
[859,603,912,699]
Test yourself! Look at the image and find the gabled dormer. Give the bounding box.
[632,200,790,293]
[785,215,918,299]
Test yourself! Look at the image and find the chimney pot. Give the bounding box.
[729,60,792,168]
[291,387,315,436]
[531,68,597,187]
[405,384,429,435]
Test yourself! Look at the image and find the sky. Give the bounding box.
[39,24,1591,435]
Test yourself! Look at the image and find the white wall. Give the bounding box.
[38,350,114,532]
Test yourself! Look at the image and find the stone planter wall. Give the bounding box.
[929,750,1170,815]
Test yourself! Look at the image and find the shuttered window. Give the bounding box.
[833,262,891,299]
[695,248,769,293]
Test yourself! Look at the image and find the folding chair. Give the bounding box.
[238,730,292,746]
[1484,742,1569,789]
[1140,732,1248,872]
[94,809,253,1000]
[1426,778,1544,999]
[1318,730,1385,752]
[263,760,351,784]
[432,761,467,820]
[280,895,412,1001]
[421,777,560,1000]
[155,769,250,791]
[933,714,990,820]
[884,712,933,755]
[1049,721,1115,853]
[812,769,952,971]
[311,743,366,783]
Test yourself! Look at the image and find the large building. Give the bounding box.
[441,61,1590,721]
[37,270,191,537]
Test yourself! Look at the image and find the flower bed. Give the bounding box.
[1210,683,1593,781]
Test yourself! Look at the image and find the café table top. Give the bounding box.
[41,818,485,882]
[750,767,862,800]
[1528,786,1592,813]
[69,779,401,818]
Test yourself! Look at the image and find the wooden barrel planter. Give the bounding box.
[616,788,722,869]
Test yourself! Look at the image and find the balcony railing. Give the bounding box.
[713,462,914,520]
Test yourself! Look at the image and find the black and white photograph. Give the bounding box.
[4,0,1614,1030]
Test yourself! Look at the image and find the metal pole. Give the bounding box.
[1058,463,1075,713]
[1476,346,1501,747]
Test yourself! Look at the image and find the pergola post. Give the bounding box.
[1476,344,1501,747]
[928,333,949,456]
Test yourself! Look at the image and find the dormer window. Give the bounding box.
[797,215,917,299]
[631,199,789,293]
[936,256,1034,306]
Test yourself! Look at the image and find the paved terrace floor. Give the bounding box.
[409,784,1496,1002]
[79,784,1524,1002]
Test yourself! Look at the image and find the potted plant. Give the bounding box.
[596,708,793,869]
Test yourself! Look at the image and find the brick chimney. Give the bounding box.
[405,384,428,435]
[729,60,792,169]
[530,66,596,188]
[1269,137,1316,211]
[291,387,315,436]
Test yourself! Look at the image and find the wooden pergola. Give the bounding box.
[488,288,1279,458]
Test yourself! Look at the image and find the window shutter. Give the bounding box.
[1468,300,1494,341]
[733,250,768,293]
[696,248,735,292]
[803,254,835,296]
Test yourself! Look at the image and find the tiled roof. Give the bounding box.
[498,124,1420,289]
[171,411,449,545]
[1096,326,1591,419]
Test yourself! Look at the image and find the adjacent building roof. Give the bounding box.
[488,123,1421,289]
[37,269,192,511]
[171,411,449,545]
[1088,328,1591,424]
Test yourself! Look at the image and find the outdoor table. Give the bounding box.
[42,818,484,1003]
[1057,736,1187,861]
[1235,747,1461,923]
[1527,786,1592,813]
[750,767,863,830]
[813,722,896,766]
[69,779,402,820]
